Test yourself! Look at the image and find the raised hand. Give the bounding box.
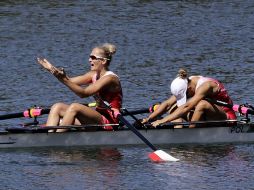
[37,57,53,72]
[37,57,67,80]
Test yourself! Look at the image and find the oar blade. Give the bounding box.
[149,150,179,162]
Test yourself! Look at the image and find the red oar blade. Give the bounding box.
[149,150,179,162]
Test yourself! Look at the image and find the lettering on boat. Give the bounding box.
[230,125,244,133]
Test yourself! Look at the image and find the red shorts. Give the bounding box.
[221,106,237,120]
[96,107,119,130]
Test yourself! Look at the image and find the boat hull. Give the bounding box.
[0,123,253,148]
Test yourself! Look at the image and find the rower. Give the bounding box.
[149,68,236,128]
[37,43,123,132]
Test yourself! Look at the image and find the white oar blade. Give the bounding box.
[149,150,179,162]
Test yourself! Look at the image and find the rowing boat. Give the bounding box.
[0,120,253,148]
[0,101,253,162]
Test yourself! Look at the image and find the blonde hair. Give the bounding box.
[102,43,116,55]
[97,43,117,64]
[177,68,188,79]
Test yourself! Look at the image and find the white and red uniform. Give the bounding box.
[92,71,123,125]
[195,76,236,120]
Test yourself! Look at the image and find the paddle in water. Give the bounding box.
[121,108,179,162]
[96,96,179,162]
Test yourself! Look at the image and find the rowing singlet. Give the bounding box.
[92,71,123,125]
[195,76,236,120]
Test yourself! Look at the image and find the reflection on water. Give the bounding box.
[144,144,254,189]
[0,147,123,190]
[0,144,254,189]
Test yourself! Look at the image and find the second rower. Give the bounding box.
[150,69,236,128]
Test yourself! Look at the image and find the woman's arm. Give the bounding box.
[37,58,94,85]
[62,74,117,98]
[69,72,94,85]
[37,57,110,98]
[152,83,212,126]
[142,95,177,123]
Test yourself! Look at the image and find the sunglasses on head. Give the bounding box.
[89,55,109,61]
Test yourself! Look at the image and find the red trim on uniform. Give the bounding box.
[91,72,122,130]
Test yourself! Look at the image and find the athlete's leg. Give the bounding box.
[60,103,103,126]
[46,102,70,126]
[190,100,227,128]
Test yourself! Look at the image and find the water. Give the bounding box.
[1,0,254,189]
[0,145,254,190]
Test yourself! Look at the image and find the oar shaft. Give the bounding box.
[41,108,50,115]
[0,106,149,121]
[118,107,179,161]
[121,108,150,116]
[0,108,50,120]
[93,95,158,151]
[117,114,157,151]
[0,102,96,121]
[0,112,24,120]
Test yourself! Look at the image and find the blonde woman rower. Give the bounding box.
[37,43,122,131]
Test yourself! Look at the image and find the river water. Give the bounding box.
[1,0,254,189]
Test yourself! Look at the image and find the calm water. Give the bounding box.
[1,0,254,189]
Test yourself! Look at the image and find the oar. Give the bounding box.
[0,102,98,121]
[121,108,179,161]
[122,108,150,116]
[95,97,179,162]
[0,108,50,120]
[0,105,154,121]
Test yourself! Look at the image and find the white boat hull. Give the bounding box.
[0,123,253,148]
